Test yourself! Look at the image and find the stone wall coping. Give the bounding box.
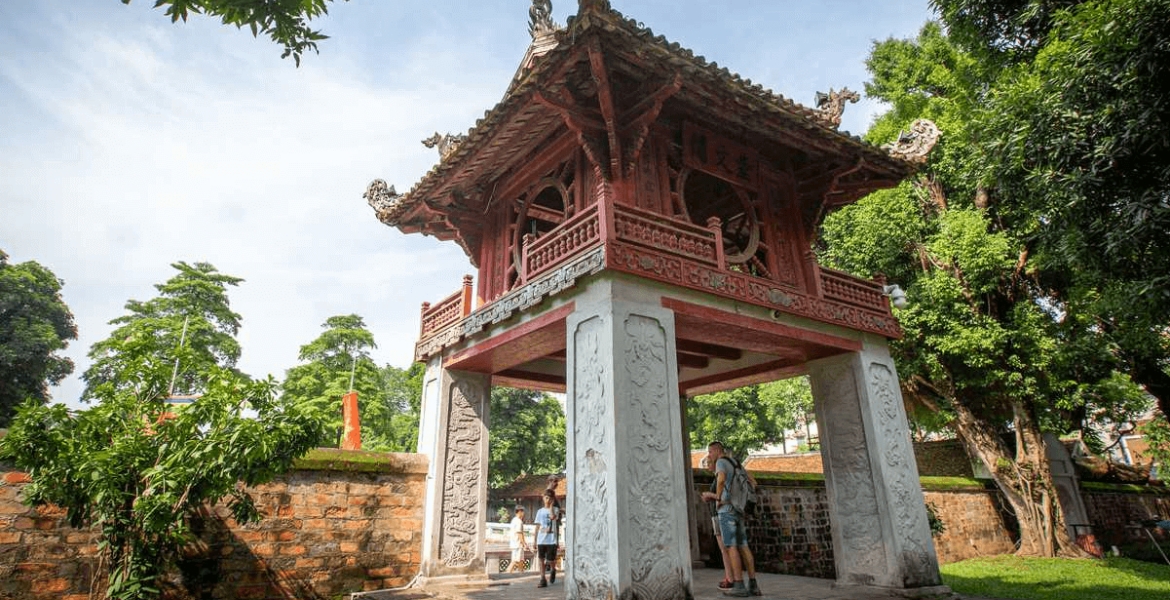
[1081,481,1170,496]
[292,448,428,474]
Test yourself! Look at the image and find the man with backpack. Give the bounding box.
[700,441,762,597]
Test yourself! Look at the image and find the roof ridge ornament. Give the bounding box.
[814,87,860,129]
[577,0,611,14]
[884,119,941,164]
[364,179,400,214]
[422,132,467,162]
[529,0,558,39]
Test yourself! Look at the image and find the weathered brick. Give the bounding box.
[280,544,307,556]
[31,577,70,593]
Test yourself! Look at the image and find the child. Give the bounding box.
[508,506,530,573]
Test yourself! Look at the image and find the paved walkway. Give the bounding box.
[355,567,1013,600]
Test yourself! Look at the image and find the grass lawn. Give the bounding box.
[941,555,1170,600]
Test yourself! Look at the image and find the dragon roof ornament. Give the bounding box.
[884,119,941,164]
[422,132,467,162]
[364,179,401,216]
[814,87,860,129]
[529,0,559,39]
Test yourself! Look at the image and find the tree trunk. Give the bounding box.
[1131,354,1170,420]
[949,399,1085,557]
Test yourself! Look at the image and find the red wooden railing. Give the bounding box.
[523,203,602,282]
[612,204,720,267]
[819,266,887,311]
[418,203,892,341]
[420,275,473,338]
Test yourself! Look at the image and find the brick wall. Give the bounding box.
[694,475,1016,576]
[694,473,835,579]
[923,487,1016,562]
[0,449,427,600]
[1081,490,1170,547]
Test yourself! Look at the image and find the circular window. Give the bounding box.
[678,168,760,265]
[510,178,568,287]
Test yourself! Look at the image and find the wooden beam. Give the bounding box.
[494,369,566,394]
[621,73,683,176]
[587,40,622,180]
[683,362,809,397]
[535,89,609,178]
[676,351,710,370]
[662,297,863,353]
[444,303,574,372]
[677,339,742,361]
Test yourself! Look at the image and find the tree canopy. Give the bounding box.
[124,0,347,65]
[687,378,813,460]
[83,262,244,403]
[0,250,77,426]
[489,387,565,489]
[279,314,421,451]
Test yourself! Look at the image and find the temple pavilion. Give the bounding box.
[366,1,943,599]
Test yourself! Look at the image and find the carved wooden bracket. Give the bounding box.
[535,88,611,180]
[620,73,683,177]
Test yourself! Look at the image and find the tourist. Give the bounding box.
[544,475,563,582]
[509,506,530,573]
[703,455,735,590]
[534,490,558,587]
[700,441,762,597]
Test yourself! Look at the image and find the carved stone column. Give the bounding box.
[415,362,492,581]
[565,281,693,600]
[807,335,945,592]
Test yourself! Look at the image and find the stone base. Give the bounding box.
[831,582,955,599]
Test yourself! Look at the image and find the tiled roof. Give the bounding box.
[492,473,567,500]
[370,1,915,260]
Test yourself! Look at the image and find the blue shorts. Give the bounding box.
[718,509,748,547]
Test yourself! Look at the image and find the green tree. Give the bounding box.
[123,0,347,65]
[489,387,565,489]
[687,378,813,459]
[83,262,244,402]
[279,314,393,448]
[819,20,1150,556]
[377,361,424,452]
[0,264,324,600]
[966,0,1170,417]
[0,249,77,426]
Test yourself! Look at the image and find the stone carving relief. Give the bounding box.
[870,362,936,582]
[884,119,941,165]
[818,361,887,577]
[572,316,615,600]
[622,315,684,600]
[439,379,485,568]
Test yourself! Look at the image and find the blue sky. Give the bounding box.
[0,0,934,408]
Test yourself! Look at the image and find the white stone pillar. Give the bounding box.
[807,335,944,591]
[415,364,492,581]
[565,282,693,600]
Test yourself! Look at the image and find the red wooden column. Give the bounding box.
[341,391,361,450]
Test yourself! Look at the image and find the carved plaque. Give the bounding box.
[683,122,759,190]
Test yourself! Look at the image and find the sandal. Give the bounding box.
[718,579,734,589]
